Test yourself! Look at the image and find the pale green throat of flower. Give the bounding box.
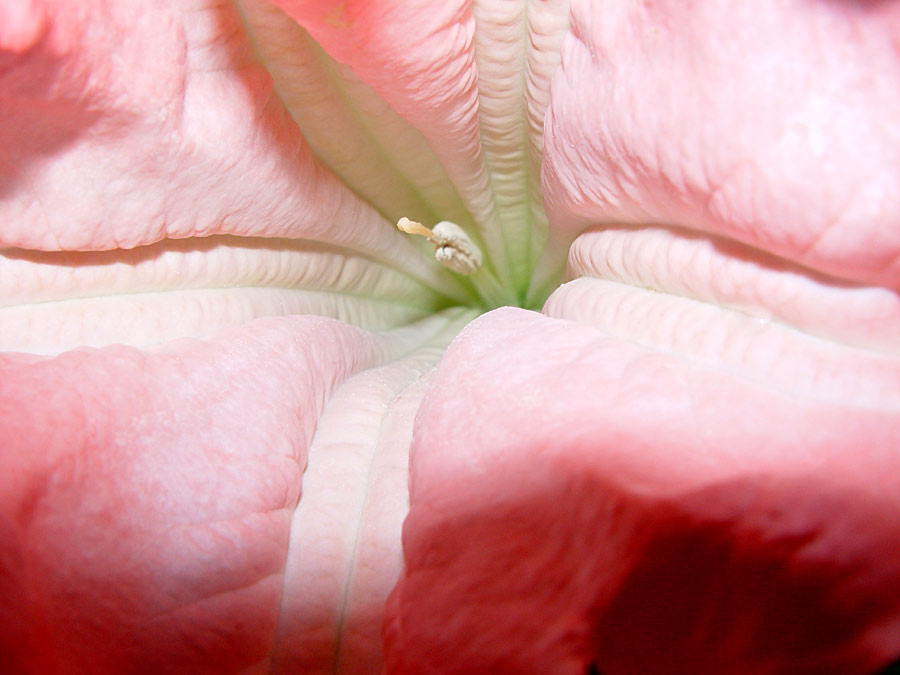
[231,0,568,315]
[396,216,519,310]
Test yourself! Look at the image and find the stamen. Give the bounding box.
[397,217,436,240]
[396,217,483,275]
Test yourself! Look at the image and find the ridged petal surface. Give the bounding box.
[2,0,900,673]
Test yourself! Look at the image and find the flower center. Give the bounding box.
[396,218,483,276]
[397,216,536,311]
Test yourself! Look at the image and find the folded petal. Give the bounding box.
[0,0,471,353]
[238,0,571,301]
[540,0,900,291]
[385,307,900,673]
[0,309,472,672]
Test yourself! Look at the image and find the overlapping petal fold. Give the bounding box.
[541,0,900,292]
[0,0,473,354]
[386,307,900,673]
[2,0,900,672]
[236,0,571,306]
[0,308,473,672]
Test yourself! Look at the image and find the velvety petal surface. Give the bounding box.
[541,0,900,292]
[386,307,900,673]
[383,1,900,671]
[1,1,494,671]
[0,308,473,673]
[3,0,900,672]
[0,0,470,354]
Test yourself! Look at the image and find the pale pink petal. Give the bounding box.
[4,0,900,672]
[541,0,900,291]
[0,309,472,672]
[386,307,900,673]
[0,0,469,353]
[547,226,900,355]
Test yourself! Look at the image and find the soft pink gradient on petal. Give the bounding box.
[541,0,900,289]
[386,308,900,673]
[2,0,900,672]
[0,0,445,278]
[0,0,468,354]
[261,0,517,281]
[0,315,392,672]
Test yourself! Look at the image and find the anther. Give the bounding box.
[397,217,483,275]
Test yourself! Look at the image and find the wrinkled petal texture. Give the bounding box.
[2,0,900,673]
[237,0,571,304]
[542,0,900,289]
[383,0,900,672]
[386,308,900,674]
[0,0,471,354]
[0,309,474,673]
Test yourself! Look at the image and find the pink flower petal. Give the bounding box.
[387,307,900,673]
[0,0,468,353]
[542,0,900,289]
[0,310,472,671]
[2,0,900,671]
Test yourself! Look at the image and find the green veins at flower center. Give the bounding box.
[236,0,571,315]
